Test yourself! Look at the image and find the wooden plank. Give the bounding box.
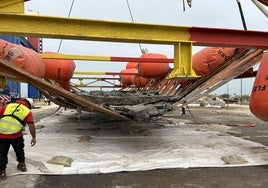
[0,58,126,119]
[178,49,264,104]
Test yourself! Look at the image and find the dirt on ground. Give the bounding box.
[0,102,267,188]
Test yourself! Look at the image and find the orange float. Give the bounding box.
[42,52,76,91]
[120,68,138,87]
[192,47,236,76]
[131,76,149,88]
[0,39,45,78]
[249,51,268,122]
[139,53,170,78]
[126,62,138,69]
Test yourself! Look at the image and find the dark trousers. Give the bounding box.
[0,136,25,171]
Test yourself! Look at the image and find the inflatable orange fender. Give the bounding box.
[139,53,171,78]
[131,76,149,88]
[42,52,76,91]
[192,47,236,76]
[0,39,45,78]
[120,68,138,87]
[126,62,138,69]
[249,51,268,122]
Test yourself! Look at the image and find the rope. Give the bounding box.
[125,0,145,92]
[186,105,202,124]
[125,0,144,53]
[57,0,75,53]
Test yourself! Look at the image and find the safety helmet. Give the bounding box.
[15,98,33,109]
[25,98,34,109]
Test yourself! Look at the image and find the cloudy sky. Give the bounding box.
[25,0,268,95]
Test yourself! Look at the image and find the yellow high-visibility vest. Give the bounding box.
[0,103,30,134]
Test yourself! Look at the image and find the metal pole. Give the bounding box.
[236,0,248,30]
[227,83,229,109]
[240,78,243,105]
[236,0,248,105]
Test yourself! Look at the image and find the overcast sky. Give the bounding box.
[25,0,268,95]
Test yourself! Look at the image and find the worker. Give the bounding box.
[0,98,36,180]
[44,97,50,106]
[181,106,186,115]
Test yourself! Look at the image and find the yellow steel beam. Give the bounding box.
[1,13,268,78]
[41,53,111,61]
[74,72,107,75]
[0,0,25,13]
[72,77,119,80]
[0,14,191,44]
[1,13,268,48]
[0,13,195,78]
[74,71,136,76]
[74,86,119,88]
[168,42,197,79]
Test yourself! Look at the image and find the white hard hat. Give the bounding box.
[25,98,34,109]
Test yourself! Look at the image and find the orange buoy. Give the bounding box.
[139,53,170,78]
[120,68,138,87]
[42,52,76,91]
[131,76,149,88]
[0,39,45,78]
[249,51,268,122]
[126,62,138,69]
[192,47,236,76]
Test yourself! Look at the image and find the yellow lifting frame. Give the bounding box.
[0,0,25,13]
[40,53,111,62]
[168,42,197,79]
[0,12,197,78]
